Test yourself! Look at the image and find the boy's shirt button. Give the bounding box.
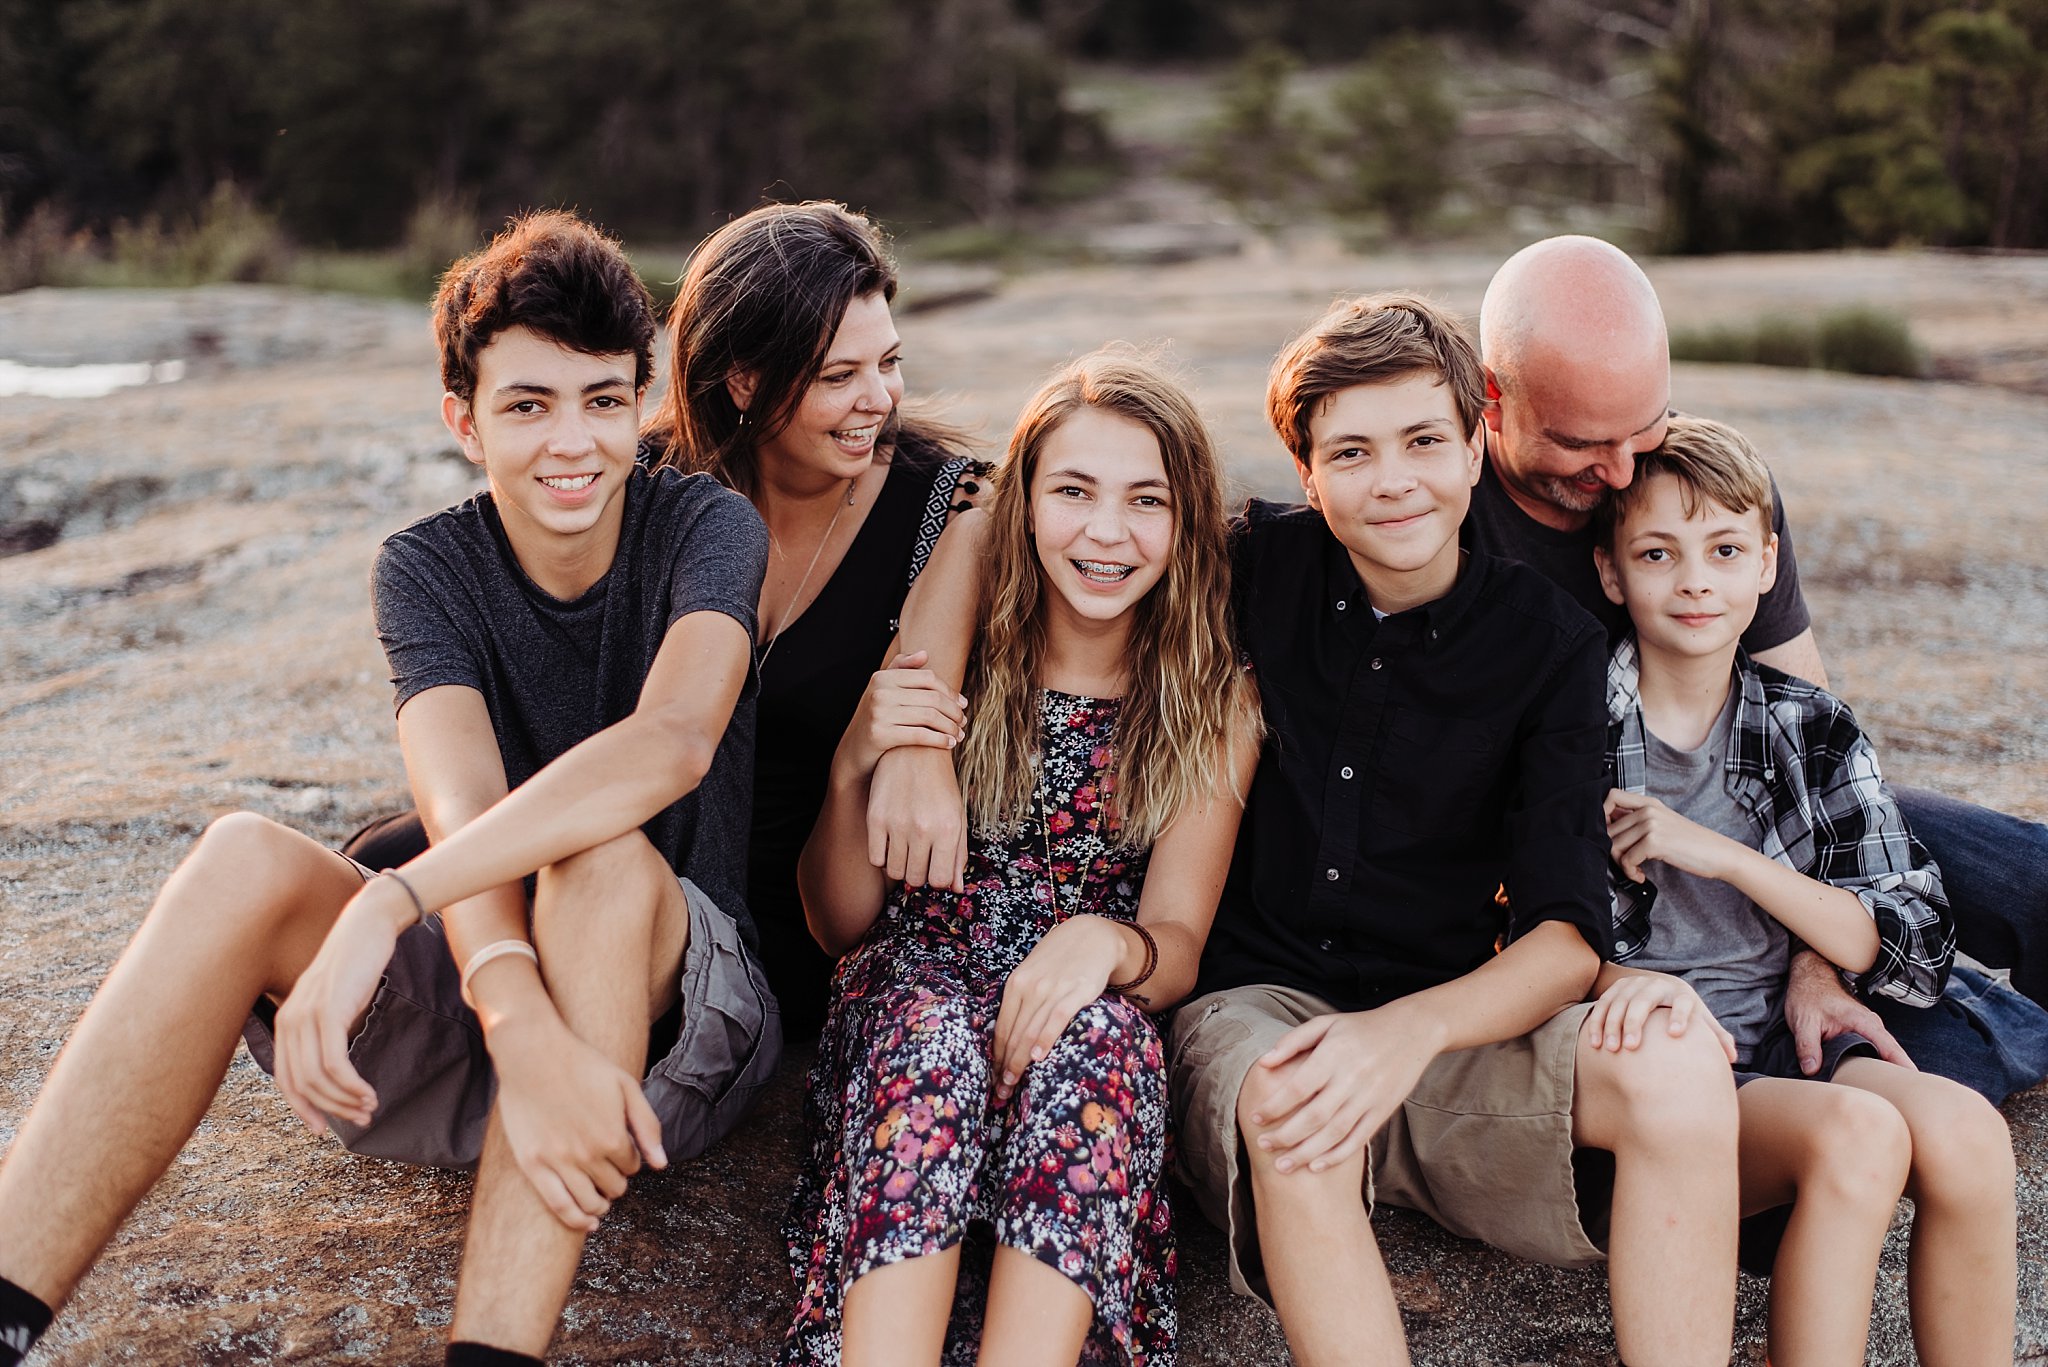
[1336,599,1348,611]
[1340,766,1354,780]
[1319,938,1334,952]
[1370,657,1383,670]
[1325,867,1340,881]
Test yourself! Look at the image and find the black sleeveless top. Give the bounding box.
[752,451,977,1037]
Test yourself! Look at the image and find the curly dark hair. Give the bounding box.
[431,209,657,403]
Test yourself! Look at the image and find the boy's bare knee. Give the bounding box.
[1579,1023,1737,1152]
[1235,1061,1289,1135]
[539,829,660,881]
[179,812,332,927]
[1908,1086,2014,1207]
[535,830,669,910]
[1798,1089,1910,1210]
[194,810,295,873]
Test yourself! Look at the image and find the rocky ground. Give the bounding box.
[3,248,2046,1364]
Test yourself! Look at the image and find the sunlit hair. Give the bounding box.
[644,200,958,493]
[957,350,1258,848]
[1266,292,1486,463]
[1592,414,1775,548]
[432,209,656,404]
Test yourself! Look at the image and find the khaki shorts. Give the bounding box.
[243,852,781,1171]
[1168,983,1606,1302]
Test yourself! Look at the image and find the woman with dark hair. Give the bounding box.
[348,201,986,1039]
[641,201,987,1037]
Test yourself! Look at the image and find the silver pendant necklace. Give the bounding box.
[758,476,857,670]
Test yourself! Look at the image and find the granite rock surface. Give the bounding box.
[4,252,2048,1363]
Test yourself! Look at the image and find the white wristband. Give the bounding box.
[459,939,539,1010]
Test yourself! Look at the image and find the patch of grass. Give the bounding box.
[898,224,1092,269]
[1671,306,1926,378]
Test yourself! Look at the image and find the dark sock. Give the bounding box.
[0,1276,54,1367]
[445,1343,543,1367]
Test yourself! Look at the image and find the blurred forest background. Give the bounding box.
[4,0,2048,299]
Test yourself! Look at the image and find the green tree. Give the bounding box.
[1327,33,1460,236]
[1188,42,1321,231]
[63,0,280,215]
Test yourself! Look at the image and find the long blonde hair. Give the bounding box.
[956,351,1256,848]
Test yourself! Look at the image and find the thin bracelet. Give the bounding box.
[379,869,429,923]
[459,939,539,1009]
[1107,920,1159,996]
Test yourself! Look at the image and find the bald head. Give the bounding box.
[1480,235,1668,388]
[1476,237,1674,529]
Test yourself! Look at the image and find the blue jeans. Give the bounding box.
[1878,786,2048,1101]
[1874,962,2048,1103]
[1896,785,2048,1005]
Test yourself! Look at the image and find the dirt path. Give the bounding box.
[3,255,2045,1363]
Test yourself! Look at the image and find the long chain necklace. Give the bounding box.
[1035,701,1106,922]
[758,476,856,670]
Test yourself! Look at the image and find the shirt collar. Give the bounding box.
[1321,529,1487,642]
[1607,633,1774,786]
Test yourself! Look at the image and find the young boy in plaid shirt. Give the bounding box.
[1588,413,2015,1363]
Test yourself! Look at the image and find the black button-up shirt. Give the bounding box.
[1197,499,1613,1013]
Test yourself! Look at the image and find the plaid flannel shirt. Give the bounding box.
[1605,635,1952,1005]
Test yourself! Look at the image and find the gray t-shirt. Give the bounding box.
[1627,689,1788,1060]
[371,465,768,944]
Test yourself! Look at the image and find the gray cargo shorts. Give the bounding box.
[243,852,782,1170]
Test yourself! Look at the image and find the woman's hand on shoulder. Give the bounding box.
[838,650,967,780]
[1582,968,1736,1062]
[990,914,1129,1105]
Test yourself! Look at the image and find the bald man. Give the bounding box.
[1466,235,2048,1103]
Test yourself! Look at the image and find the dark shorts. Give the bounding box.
[1733,1023,1875,1088]
[242,851,781,1170]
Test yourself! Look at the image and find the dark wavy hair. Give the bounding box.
[431,209,657,403]
[646,201,963,495]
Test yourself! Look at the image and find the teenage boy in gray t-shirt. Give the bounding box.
[0,210,775,1367]
[1587,414,2013,1365]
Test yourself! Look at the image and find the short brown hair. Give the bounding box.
[432,209,656,404]
[1266,292,1486,465]
[1594,414,1775,547]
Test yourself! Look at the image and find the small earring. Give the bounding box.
[736,409,749,430]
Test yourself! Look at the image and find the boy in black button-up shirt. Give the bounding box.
[1168,295,1746,1366]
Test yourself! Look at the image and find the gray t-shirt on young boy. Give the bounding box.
[1627,689,1789,1061]
[370,464,768,944]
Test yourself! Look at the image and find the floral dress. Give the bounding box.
[783,691,1176,1366]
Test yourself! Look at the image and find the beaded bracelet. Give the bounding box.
[1107,921,1159,996]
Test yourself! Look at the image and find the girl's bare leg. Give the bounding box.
[842,1245,962,1367]
[976,1244,1093,1367]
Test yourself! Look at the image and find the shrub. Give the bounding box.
[1670,306,1924,379]
[0,203,86,293]
[1817,305,1926,377]
[1327,33,1460,236]
[104,182,293,286]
